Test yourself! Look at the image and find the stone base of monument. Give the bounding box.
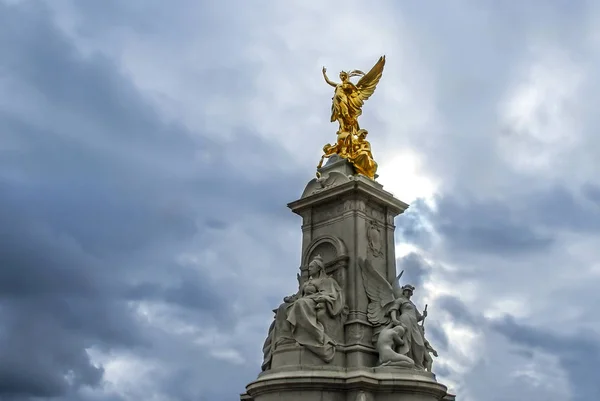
[270,343,347,368]
[242,366,449,401]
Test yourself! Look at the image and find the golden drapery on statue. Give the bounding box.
[318,56,385,180]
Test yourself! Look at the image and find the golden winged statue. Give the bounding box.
[318,56,385,180]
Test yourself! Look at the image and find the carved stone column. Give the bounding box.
[288,157,408,370]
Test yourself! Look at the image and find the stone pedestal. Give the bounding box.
[245,368,447,401]
[242,157,454,401]
[290,156,409,371]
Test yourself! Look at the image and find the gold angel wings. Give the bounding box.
[323,55,386,136]
[318,56,386,180]
[349,55,386,110]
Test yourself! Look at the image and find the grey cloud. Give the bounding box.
[491,316,600,400]
[582,183,600,204]
[433,196,555,256]
[526,185,600,233]
[424,323,449,352]
[0,308,105,398]
[400,193,554,257]
[0,2,300,400]
[205,218,229,230]
[0,189,144,399]
[4,0,600,400]
[391,0,600,193]
[432,363,452,379]
[436,295,482,328]
[396,199,433,250]
[426,292,600,401]
[125,267,231,323]
[435,302,600,401]
[408,182,600,260]
[397,252,430,288]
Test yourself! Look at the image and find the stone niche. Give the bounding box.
[270,234,350,370]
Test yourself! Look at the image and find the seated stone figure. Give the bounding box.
[261,255,345,370]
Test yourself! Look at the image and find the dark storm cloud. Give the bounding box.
[0,303,106,398]
[407,182,600,259]
[396,199,433,250]
[433,196,555,255]
[3,0,600,400]
[397,252,430,288]
[435,295,600,401]
[432,364,452,379]
[525,185,600,233]
[491,316,600,400]
[399,194,556,258]
[0,2,301,400]
[408,185,600,400]
[582,183,600,204]
[424,323,449,353]
[430,290,600,401]
[436,295,481,328]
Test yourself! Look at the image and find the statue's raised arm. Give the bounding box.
[322,67,337,87]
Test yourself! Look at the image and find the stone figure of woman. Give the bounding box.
[261,255,345,368]
[323,68,362,136]
[388,284,427,370]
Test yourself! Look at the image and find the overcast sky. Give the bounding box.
[1,1,600,400]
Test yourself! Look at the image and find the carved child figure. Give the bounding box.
[303,280,318,296]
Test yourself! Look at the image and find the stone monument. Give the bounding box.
[241,56,456,401]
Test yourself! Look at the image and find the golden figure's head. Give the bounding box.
[339,71,349,81]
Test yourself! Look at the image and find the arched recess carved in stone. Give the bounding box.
[300,235,350,345]
[300,235,349,291]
